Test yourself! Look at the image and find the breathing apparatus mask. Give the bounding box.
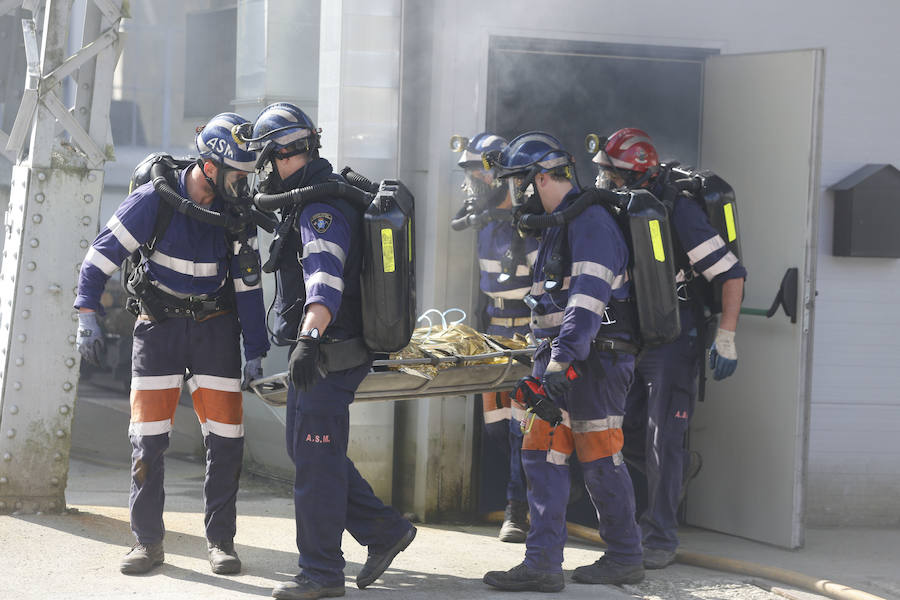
[198,160,252,204]
[236,121,321,195]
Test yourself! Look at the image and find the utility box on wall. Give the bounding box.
[831,164,900,257]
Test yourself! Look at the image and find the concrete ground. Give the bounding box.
[1,454,898,600]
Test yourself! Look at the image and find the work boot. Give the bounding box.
[356,526,417,589]
[208,540,241,575]
[483,562,565,592]
[498,500,529,543]
[572,555,645,585]
[119,541,164,575]
[643,546,677,570]
[272,574,345,599]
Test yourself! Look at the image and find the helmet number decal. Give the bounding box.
[208,137,235,159]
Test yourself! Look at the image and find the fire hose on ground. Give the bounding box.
[485,512,887,600]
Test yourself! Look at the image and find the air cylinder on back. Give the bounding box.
[361,179,416,352]
[625,189,681,346]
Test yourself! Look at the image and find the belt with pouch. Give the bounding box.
[490,316,530,328]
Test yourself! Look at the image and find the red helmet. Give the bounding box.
[591,128,659,173]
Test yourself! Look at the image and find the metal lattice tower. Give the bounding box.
[0,0,124,513]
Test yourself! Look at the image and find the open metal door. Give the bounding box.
[686,50,823,548]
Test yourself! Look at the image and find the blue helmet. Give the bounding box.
[195,112,257,202]
[451,132,508,209]
[248,102,320,193]
[452,132,507,169]
[490,131,574,211]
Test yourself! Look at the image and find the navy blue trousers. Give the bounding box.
[521,342,642,572]
[622,307,701,552]
[285,364,411,587]
[129,313,244,545]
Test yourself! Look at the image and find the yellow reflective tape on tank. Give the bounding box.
[649,220,665,262]
[724,203,737,242]
[381,228,396,273]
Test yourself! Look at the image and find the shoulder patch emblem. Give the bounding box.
[311,212,333,234]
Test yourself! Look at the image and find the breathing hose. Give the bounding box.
[518,187,623,231]
[150,162,277,233]
[253,180,371,212]
[485,512,887,600]
[450,207,513,231]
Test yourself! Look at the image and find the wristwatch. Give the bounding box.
[299,327,320,340]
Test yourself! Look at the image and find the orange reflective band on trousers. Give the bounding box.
[522,418,574,457]
[483,390,512,424]
[573,428,624,463]
[130,388,180,424]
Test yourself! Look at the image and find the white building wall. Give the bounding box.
[416,0,900,525]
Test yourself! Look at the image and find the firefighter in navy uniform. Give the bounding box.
[74,113,270,575]
[450,132,537,542]
[592,128,746,569]
[249,102,415,600]
[483,132,644,592]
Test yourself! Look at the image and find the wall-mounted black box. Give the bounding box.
[831,164,900,258]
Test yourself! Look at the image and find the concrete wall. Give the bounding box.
[410,0,900,526]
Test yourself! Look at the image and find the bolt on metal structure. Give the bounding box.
[0,0,124,514]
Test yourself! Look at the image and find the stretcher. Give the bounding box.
[249,347,535,406]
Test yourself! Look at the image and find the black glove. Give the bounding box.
[515,376,563,427]
[289,336,321,392]
[541,361,578,402]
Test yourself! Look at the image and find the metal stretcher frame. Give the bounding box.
[249,347,536,406]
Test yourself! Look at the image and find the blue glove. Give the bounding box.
[241,356,264,391]
[708,328,737,381]
[76,311,105,366]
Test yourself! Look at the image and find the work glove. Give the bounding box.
[708,328,738,381]
[515,376,563,427]
[241,356,264,391]
[289,336,321,392]
[541,360,578,402]
[75,311,105,366]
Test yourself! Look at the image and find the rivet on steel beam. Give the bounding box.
[48,284,61,295]
[9,405,18,415]
[88,173,96,182]
[62,382,73,392]
[16,334,25,342]
[2,453,11,461]
[71,313,79,321]
[83,194,93,203]
[75,262,82,271]
[34,193,45,203]
[79,106,88,115]
[53,452,63,461]
[50,477,59,486]
[12,382,21,391]
[65,357,75,368]
[59,405,70,415]
[29,238,39,248]
[26,261,36,271]
[55,429,66,438]
[37,172,46,181]
[32,214,42,224]
[14,357,23,366]
[0,477,7,484]
[79,239,89,249]
[67,334,75,344]
[22,310,31,319]
[81,216,91,225]
[5,429,14,439]
[0,501,6,510]
[24,285,33,294]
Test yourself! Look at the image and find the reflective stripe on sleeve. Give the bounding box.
[532,310,565,329]
[687,235,725,264]
[85,247,119,275]
[701,252,739,281]
[106,215,141,253]
[306,271,344,293]
[301,238,347,266]
[571,261,614,284]
[567,293,607,316]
